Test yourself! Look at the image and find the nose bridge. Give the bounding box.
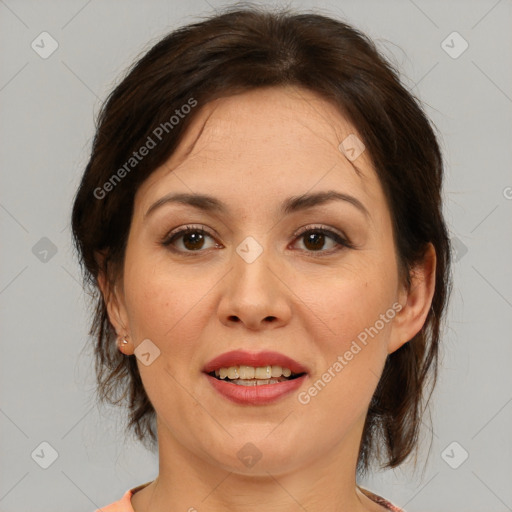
[232,233,277,301]
[218,233,291,328]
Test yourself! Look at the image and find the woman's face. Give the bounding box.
[106,86,421,475]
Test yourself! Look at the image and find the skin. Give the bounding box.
[99,85,436,512]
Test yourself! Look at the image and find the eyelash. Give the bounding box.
[160,224,354,257]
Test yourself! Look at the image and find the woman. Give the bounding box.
[72,5,451,512]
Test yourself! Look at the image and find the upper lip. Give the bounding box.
[203,350,308,375]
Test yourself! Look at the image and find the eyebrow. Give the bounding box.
[144,190,369,219]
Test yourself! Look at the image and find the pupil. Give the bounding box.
[184,232,204,250]
[304,232,324,251]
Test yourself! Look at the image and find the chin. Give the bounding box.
[202,437,307,477]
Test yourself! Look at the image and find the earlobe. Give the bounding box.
[388,243,437,354]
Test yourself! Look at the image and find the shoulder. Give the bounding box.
[94,482,152,512]
[93,488,133,512]
[358,486,405,512]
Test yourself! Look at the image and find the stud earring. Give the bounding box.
[117,335,129,350]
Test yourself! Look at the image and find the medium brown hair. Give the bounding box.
[71,4,451,474]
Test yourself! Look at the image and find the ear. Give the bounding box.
[97,268,130,341]
[388,243,437,354]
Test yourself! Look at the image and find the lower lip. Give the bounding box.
[205,373,307,405]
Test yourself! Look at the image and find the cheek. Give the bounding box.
[121,254,215,403]
[122,249,217,350]
[293,260,397,346]
[118,235,214,427]
[291,260,396,408]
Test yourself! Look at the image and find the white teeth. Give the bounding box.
[255,366,272,379]
[214,365,295,380]
[239,365,255,379]
[227,367,239,379]
[271,365,281,378]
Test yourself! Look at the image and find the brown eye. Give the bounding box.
[302,231,329,251]
[161,224,352,257]
[181,231,207,250]
[162,226,219,253]
[292,226,353,256]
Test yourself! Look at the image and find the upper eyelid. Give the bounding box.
[163,224,350,247]
[164,223,345,237]
[293,224,347,239]
[164,224,216,240]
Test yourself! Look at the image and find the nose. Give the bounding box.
[217,242,292,331]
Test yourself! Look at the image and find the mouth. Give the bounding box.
[202,350,309,405]
[207,365,306,386]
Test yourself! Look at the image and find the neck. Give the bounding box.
[131,415,381,512]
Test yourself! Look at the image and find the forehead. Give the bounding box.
[137,86,380,214]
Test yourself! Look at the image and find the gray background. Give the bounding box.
[1,0,511,511]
